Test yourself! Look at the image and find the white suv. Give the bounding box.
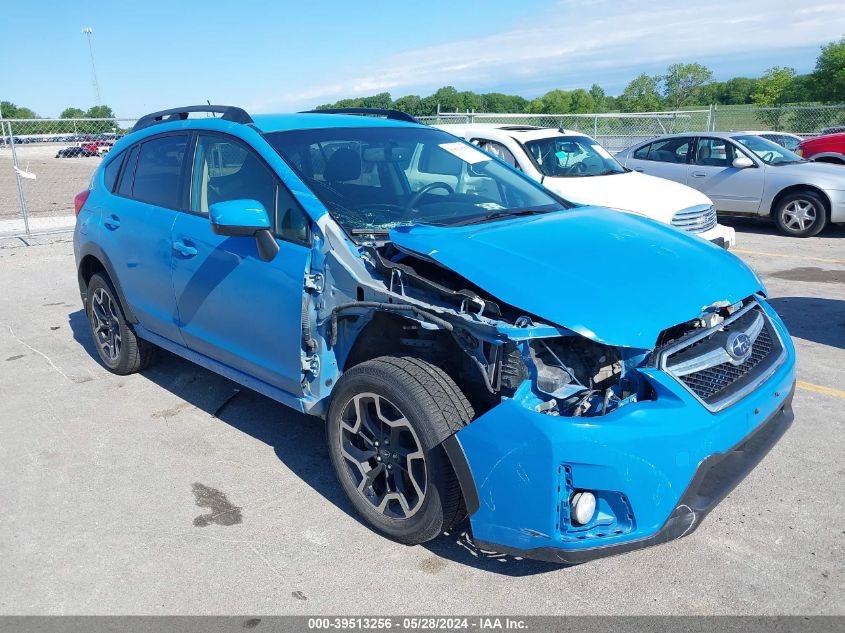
[437,124,736,248]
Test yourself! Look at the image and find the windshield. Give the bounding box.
[524,135,626,177]
[266,126,565,236]
[734,135,804,165]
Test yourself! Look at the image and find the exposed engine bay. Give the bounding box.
[303,221,677,419]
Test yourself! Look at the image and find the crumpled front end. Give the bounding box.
[449,299,796,563]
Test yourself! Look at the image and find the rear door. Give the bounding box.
[686,137,764,213]
[623,136,694,184]
[170,133,311,395]
[100,134,188,343]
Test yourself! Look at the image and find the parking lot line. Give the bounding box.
[796,380,845,399]
[732,248,845,265]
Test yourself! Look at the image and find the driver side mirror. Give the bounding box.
[732,156,754,169]
[209,199,280,262]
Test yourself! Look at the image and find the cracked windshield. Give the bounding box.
[267,126,563,236]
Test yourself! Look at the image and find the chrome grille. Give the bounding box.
[678,326,774,401]
[671,204,717,233]
[659,301,785,412]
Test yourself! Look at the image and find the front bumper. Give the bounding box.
[697,222,736,248]
[448,305,795,564]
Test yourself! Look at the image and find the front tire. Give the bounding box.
[326,356,474,545]
[86,272,155,374]
[774,191,828,237]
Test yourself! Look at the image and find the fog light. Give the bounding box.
[570,491,596,526]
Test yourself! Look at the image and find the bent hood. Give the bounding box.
[390,207,764,349]
[542,171,711,223]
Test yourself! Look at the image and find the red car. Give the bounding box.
[80,140,113,155]
[797,132,845,165]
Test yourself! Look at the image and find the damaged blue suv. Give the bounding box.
[74,106,796,563]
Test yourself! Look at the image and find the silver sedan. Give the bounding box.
[616,132,845,237]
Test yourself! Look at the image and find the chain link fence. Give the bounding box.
[1,105,843,237]
[419,110,713,153]
[1,118,136,237]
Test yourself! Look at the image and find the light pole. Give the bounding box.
[82,27,102,105]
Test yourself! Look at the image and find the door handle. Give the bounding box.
[692,172,707,178]
[173,240,198,257]
[103,215,121,230]
[634,168,644,172]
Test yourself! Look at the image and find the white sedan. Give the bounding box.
[436,124,736,248]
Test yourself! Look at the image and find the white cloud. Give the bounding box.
[252,0,845,111]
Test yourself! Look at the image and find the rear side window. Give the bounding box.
[637,137,692,163]
[103,152,124,192]
[132,135,188,208]
[633,143,651,159]
[117,146,140,197]
[474,140,518,167]
[418,144,463,175]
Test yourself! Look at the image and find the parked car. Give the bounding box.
[740,131,804,152]
[796,132,845,165]
[437,124,735,248]
[56,146,97,158]
[617,132,845,237]
[74,106,795,564]
[81,140,114,155]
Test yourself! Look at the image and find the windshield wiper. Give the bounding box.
[446,207,554,227]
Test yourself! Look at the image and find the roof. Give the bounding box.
[435,123,590,143]
[740,130,803,138]
[251,113,423,133]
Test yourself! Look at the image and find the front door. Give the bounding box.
[686,137,765,214]
[170,133,312,395]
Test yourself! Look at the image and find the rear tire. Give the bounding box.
[326,356,474,545]
[86,272,156,374]
[773,191,828,237]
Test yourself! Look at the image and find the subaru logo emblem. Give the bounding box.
[726,332,751,360]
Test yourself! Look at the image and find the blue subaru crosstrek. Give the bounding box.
[74,105,796,563]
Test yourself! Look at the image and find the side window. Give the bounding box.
[418,144,463,176]
[694,138,735,167]
[633,143,651,159]
[103,151,124,192]
[191,135,275,217]
[132,135,188,208]
[474,140,518,168]
[192,134,309,243]
[646,137,692,164]
[117,145,140,197]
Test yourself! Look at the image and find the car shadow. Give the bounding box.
[766,297,845,350]
[67,309,561,577]
[721,215,845,238]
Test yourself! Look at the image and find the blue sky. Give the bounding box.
[3,0,844,118]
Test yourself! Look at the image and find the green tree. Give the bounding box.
[568,88,596,113]
[60,107,86,118]
[431,86,464,112]
[662,63,714,109]
[478,92,527,112]
[812,36,845,103]
[707,77,759,104]
[752,67,796,128]
[588,84,606,112]
[619,74,662,112]
[541,89,574,113]
[85,105,116,119]
[0,101,38,118]
[392,94,423,115]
